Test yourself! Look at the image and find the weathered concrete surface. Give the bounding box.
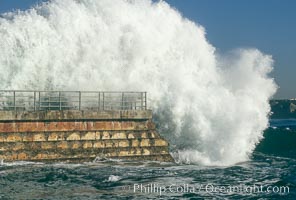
[0,110,152,121]
[0,110,174,162]
[0,121,155,133]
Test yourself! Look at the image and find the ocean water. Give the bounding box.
[0,119,295,199]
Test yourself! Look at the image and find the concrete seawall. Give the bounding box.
[0,110,174,162]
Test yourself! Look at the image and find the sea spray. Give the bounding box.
[0,0,277,165]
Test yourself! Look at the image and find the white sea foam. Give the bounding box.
[107,175,121,182]
[0,161,44,166]
[0,0,277,166]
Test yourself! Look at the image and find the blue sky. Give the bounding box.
[0,0,295,98]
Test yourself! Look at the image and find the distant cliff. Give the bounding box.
[270,100,296,119]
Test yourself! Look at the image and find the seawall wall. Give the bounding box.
[0,110,173,162]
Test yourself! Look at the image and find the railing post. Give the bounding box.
[144,92,147,110]
[98,92,100,111]
[141,92,143,110]
[59,91,61,110]
[48,93,50,110]
[13,91,16,111]
[38,92,41,111]
[121,92,124,110]
[33,92,36,111]
[102,92,105,110]
[78,91,81,110]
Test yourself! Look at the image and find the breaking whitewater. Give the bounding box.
[0,0,277,166]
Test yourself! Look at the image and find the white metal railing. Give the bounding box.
[0,90,147,111]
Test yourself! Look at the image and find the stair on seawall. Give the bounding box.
[0,110,173,162]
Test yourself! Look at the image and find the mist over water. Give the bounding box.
[0,0,277,165]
